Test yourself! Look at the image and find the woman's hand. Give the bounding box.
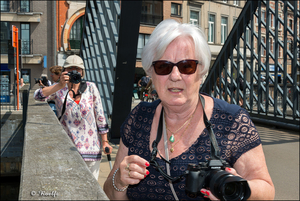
[38,80,45,87]
[117,155,150,187]
[200,167,241,200]
[59,71,69,88]
[103,142,113,154]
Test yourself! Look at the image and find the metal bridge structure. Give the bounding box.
[80,0,299,142]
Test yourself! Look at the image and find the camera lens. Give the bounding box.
[72,74,81,83]
[68,70,81,84]
[209,170,251,201]
[224,182,237,196]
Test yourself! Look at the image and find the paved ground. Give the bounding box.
[98,100,299,200]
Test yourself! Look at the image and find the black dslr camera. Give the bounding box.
[185,159,251,201]
[67,70,81,84]
[34,76,49,86]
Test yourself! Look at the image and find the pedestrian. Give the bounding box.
[137,75,150,101]
[34,55,113,180]
[19,78,25,88]
[103,19,274,200]
[49,65,62,83]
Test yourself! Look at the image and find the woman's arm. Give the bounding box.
[103,139,150,200]
[201,144,275,200]
[41,71,68,97]
[233,144,275,200]
[89,82,113,154]
[103,139,130,200]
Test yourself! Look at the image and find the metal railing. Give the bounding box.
[1,39,33,55]
[201,0,300,130]
[0,84,29,112]
[81,0,120,124]
[20,40,33,55]
[3,0,33,13]
[81,0,142,142]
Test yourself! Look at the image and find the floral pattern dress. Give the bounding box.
[34,82,109,161]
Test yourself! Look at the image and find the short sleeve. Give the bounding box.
[121,103,141,148]
[224,109,261,166]
[90,82,109,134]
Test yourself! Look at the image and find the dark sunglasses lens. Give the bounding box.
[154,61,172,75]
[178,60,197,74]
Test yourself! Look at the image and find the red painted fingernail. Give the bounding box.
[226,167,231,171]
[206,191,210,196]
[145,162,150,167]
[201,190,205,194]
[146,170,150,175]
[144,175,147,178]
[204,196,208,198]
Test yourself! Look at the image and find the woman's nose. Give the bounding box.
[169,66,182,81]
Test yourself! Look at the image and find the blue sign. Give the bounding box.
[44,56,47,68]
[0,95,10,103]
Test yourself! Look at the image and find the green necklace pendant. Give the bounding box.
[169,134,175,143]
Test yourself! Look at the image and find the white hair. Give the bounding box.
[141,19,211,78]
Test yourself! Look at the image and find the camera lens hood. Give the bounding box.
[209,170,251,201]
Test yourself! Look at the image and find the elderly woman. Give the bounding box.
[103,19,274,200]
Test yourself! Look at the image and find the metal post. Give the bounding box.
[110,1,142,143]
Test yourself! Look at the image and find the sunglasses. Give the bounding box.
[152,59,199,75]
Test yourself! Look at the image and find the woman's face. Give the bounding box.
[50,71,60,82]
[152,36,202,107]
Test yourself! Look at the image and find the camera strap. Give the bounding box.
[150,94,221,182]
[150,107,183,182]
[58,81,87,121]
[162,112,179,201]
[199,94,220,160]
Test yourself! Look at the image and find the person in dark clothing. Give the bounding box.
[138,75,150,101]
[104,19,274,200]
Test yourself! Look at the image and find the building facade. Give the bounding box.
[0,0,56,91]
[56,1,86,67]
[135,0,245,82]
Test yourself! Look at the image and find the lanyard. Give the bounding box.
[149,94,221,182]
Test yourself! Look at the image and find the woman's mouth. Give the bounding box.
[169,88,183,93]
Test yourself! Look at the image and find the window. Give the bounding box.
[221,17,228,44]
[208,14,215,43]
[0,0,9,12]
[289,19,293,29]
[20,0,30,12]
[269,12,275,27]
[269,38,272,53]
[0,21,10,54]
[261,10,266,23]
[21,23,30,54]
[141,0,163,25]
[288,40,293,53]
[171,3,181,16]
[190,10,200,26]
[233,1,239,6]
[137,34,150,59]
[273,38,275,55]
[245,27,250,45]
[70,16,84,49]
[223,0,227,3]
[233,17,237,25]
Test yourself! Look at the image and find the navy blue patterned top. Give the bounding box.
[121,95,261,200]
